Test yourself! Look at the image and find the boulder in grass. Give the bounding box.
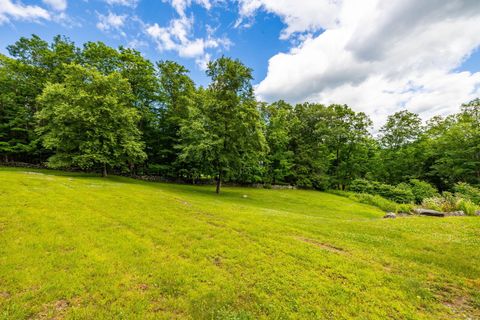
[475,210,480,216]
[413,208,445,217]
[383,212,396,219]
[446,211,465,217]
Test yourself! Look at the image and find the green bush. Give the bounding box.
[350,179,373,194]
[422,192,479,215]
[455,198,478,216]
[391,183,415,204]
[409,179,438,203]
[349,179,415,204]
[453,182,480,204]
[421,196,443,212]
[331,190,414,213]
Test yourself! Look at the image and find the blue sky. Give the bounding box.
[1,0,480,125]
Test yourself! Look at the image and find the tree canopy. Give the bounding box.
[1,34,479,193]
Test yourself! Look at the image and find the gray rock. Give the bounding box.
[475,210,480,216]
[384,212,396,219]
[413,208,445,217]
[446,211,465,217]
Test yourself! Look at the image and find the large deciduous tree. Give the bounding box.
[178,57,266,193]
[261,100,295,185]
[155,60,196,177]
[36,64,146,176]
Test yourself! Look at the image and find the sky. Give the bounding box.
[1,0,480,126]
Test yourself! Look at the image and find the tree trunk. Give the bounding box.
[102,164,108,177]
[216,170,222,194]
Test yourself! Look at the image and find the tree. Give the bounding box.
[289,103,330,189]
[261,101,294,184]
[0,35,79,163]
[380,110,422,149]
[36,64,146,176]
[321,104,373,189]
[155,60,196,177]
[376,110,424,184]
[118,47,159,172]
[425,101,480,186]
[178,57,266,193]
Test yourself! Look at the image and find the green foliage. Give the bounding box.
[261,101,294,185]
[36,64,146,174]
[1,34,480,191]
[178,57,266,193]
[453,182,480,204]
[330,190,414,213]
[349,178,374,193]
[380,110,423,149]
[155,60,196,177]
[422,192,479,215]
[349,179,414,203]
[409,179,438,203]
[455,198,479,216]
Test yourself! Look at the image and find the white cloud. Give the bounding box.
[42,0,67,11]
[164,0,212,16]
[146,0,229,69]
[96,12,127,33]
[0,0,51,24]
[105,0,138,7]
[252,0,480,126]
[236,0,341,39]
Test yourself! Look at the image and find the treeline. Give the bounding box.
[1,35,479,193]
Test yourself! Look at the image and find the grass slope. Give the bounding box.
[0,167,479,319]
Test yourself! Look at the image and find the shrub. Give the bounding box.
[421,196,443,212]
[409,179,438,203]
[455,198,478,216]
[330,190,414,213]
[349,179,414,204]
[422,192,479,215]
[453,182,480,204]
[391,183,415,204]
[354,194,398,212]
[350,179,373,194]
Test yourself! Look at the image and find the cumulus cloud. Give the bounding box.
[0,0,51,24]
[251,0,480,125]
[96,11,127,34]
[42,0,67,11]
[146,0,229,69]
[236,0,341,39]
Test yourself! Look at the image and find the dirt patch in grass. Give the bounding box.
[138,283,149,291]
[442,295,479,318]
[34,298,81,320]
[35,299,69,319]
[436,283,480,318]
[296,236,346,254]
[212,256,222,267]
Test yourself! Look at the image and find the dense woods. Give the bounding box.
[1,35,479,193]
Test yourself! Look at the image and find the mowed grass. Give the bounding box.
[0,168,479,319]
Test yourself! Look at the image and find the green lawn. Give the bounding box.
[0,167,479,319]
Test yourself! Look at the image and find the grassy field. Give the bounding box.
[0,167,479,319]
